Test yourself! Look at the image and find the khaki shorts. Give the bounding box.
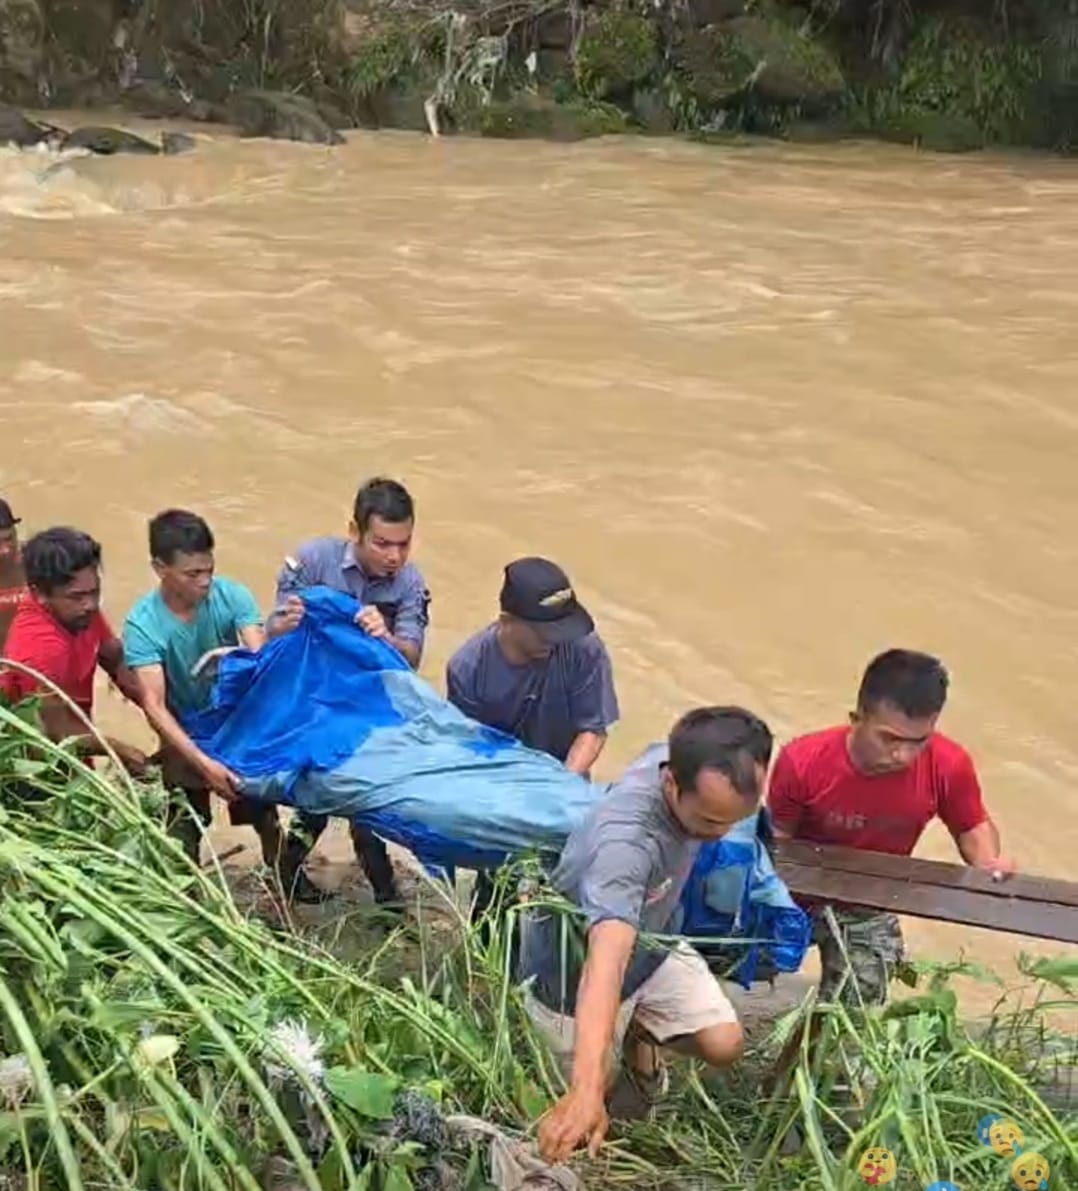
[524,941,738,1076]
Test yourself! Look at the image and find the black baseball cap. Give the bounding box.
[499,557,594,644]
[0,500,19,531]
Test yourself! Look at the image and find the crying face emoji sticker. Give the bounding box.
[857,1147,897,1185]
[1011,1152,1050,1191]
[990,1118,1026,1157]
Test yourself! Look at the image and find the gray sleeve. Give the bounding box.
[567,636,620,735]
[392,570,430,648]
[445,656,479,718]
[273,542,322,607]
[578,840,654,932]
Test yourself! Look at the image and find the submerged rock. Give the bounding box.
[0,101,52,146]
[464,95,629,141]
[161,131,196,155]
[225,90,345,146]
[59,126,161,155]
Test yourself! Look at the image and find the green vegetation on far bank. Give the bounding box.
[0,695,1076,1189]
[2,0,1078,152]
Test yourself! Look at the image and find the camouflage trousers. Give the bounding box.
[813,907,908,1007]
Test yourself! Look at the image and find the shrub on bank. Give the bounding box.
[0,697,1075,1189]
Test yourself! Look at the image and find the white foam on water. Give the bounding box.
[71,392,207,436]
[0,144,118,218]
[0,143,196,218]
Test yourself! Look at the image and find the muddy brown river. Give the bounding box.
[1,121,1076,1002]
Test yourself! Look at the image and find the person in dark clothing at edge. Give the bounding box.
[268,477,431,907]
[524,707,772,1164]
[446,557,619,930]
[0,500,28,652]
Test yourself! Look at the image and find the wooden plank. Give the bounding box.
[776,859,1078,945]
[773,842,1078,946]
[775,840,1078,909]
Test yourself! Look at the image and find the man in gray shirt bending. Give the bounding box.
[521,706,772,1163]
[268,477,430,906]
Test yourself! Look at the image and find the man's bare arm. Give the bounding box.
[390,636,421,668]
[133,664,238,798]
[565,731,606,777]
[956,818,1014,877]
[238,624,266,651]
[572,919,636,1090]
[538,919,636,1163]
[97,637,143,705]
[38,698,145,772]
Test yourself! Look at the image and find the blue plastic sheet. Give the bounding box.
[186,586,809,983]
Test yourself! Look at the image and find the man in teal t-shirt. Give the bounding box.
[124,509,282,867]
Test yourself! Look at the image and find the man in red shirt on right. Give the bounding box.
[768,648,1014,1006]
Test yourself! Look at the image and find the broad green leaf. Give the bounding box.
[316,1145,346,1191]
[382,1162,414,1191]
[325,1067,398,1118]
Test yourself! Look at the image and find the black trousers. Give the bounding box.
[288,811,399,902]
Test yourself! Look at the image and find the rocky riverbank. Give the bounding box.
[1,0,1076,152]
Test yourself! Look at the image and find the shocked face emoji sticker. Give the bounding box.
[926,1183,961,1191]
[857,1147,897,1186]
[990,1118,1026,1157]
[1011,1152,1050,1191]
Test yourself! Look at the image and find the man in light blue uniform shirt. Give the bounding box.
[269,477,430,906]
[124,509,282,867]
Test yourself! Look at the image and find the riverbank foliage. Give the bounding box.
[0,697,1076,1189]
[2,0,1078,150]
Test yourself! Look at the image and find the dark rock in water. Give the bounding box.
[59,126,161,155]
[875,110,985,153]
[463,95,629,141]
[225,90,345,146]
[309,86,353,131]
[161,131,196,155]
[122,82,216,124]
[0,102,52,147]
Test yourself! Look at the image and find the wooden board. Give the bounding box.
[774,841,1078,945]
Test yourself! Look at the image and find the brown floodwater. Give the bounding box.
[1,119,1076,1004]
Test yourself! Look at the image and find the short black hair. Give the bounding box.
[22,527,101,594]
[668,706,773,799]
[353,477,414,533]
[857,649,949,718]
[149,509,215,565]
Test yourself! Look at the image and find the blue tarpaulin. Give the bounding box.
[186,587,809,985]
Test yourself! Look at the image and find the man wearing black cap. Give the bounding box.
[0,500,27,652]
[447,558,619,936]
[446,557,619,776]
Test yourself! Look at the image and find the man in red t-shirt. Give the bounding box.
[0,499,28,653]
[767,648,1013,1005]
[0,527,146,776]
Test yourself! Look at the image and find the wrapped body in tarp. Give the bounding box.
[186,587,809,984]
